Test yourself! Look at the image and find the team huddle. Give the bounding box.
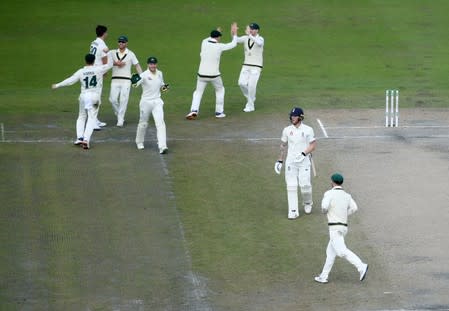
[51,23,368,284]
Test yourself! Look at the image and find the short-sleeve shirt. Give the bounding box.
[281,123,316,163]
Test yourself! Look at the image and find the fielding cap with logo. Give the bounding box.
[331,173,344,185]
[117,35,128,42]
[249,23,260,30]
[147,56,158,64]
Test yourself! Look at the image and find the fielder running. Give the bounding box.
[52,53,113,149]
[236,23,264,112]
[108,35,142,127]
[186,22,238,120]
[133,56,169,154]
[314,173,368,284]
[89,24,109,130]
[274,107,316,219]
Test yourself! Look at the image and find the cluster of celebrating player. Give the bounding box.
[52,22,264,153]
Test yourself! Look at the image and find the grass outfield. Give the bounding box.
[1,1,449,310]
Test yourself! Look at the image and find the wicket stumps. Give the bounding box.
[385,89,399,127]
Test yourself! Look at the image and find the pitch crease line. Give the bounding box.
[1,123,4,142]
[316,118,328,138]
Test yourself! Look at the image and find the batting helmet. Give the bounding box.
[289,107,304,121]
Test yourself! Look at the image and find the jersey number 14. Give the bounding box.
[83,75,97,89]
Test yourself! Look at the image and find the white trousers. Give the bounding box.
[76,92,100,142]
[238,66,261,109]
[284,161,312,215]
[319,227,364,279]
[109,79,131,124]
[190,76,225,113]
[135,98,167,149]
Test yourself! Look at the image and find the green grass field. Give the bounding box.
[1,1,449,310]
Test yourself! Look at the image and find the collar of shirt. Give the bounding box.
[332,186,344,190]
[208,38,218,43]
[118,48,128,57]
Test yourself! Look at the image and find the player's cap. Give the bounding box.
[117,35,128,43]
[249,23,260,30]
[85,53,96,64]
[331,173,344,185]
[147,56,158,64]
[210,30,222,38]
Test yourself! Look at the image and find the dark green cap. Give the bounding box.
[331,173,344,185]
[118,35,128,42]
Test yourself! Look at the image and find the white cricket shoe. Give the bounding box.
[186,111,198,120]
[359,264,369,281]
[314,276,328,284]
[243,104,255,112]
[215,112,226,118]
[288,210,299,220]
[304,204,312,214]
[97,121,107,127]
[116,122,124,127]
[74,138,84,145]
[159,147,168,154]
[136,143,144,150]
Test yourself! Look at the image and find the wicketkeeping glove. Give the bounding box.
[274,160,283,175]
[161,84,170,93]
[131,73,142,85]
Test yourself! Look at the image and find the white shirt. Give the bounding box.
[109,48,139,78]
[281,123,316,164]
[321,186,358,225]
[197,36,237,77]
[89,38,108,66]
[236,34,264,67]
[135,69,165,101]
[54,63,112,94]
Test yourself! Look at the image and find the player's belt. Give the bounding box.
[111,76,131,80]
[328,222,347,227]
[197,73,220,78]
[243,63,263,68]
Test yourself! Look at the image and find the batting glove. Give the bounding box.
[294,152,307,163]
[274,160,283,175]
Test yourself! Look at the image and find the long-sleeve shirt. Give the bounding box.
[135,69,165,101]
[197,36,237,77]
[54,62,112,94]
[236,34,264,68]
[321,186,358,225]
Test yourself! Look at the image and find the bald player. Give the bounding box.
[236,22,264,112]
[185,22,238,120]
[314,173,368,284]
[52,54,113,149]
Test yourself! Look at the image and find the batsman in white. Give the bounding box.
[236,22,264,112]
[89,25,109,130]
[52,53,113,149]
[274,107,316,219]
[185,22,238,120]
[108,35,142,127]
[133,56,169,154]
[314,173,368,284]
